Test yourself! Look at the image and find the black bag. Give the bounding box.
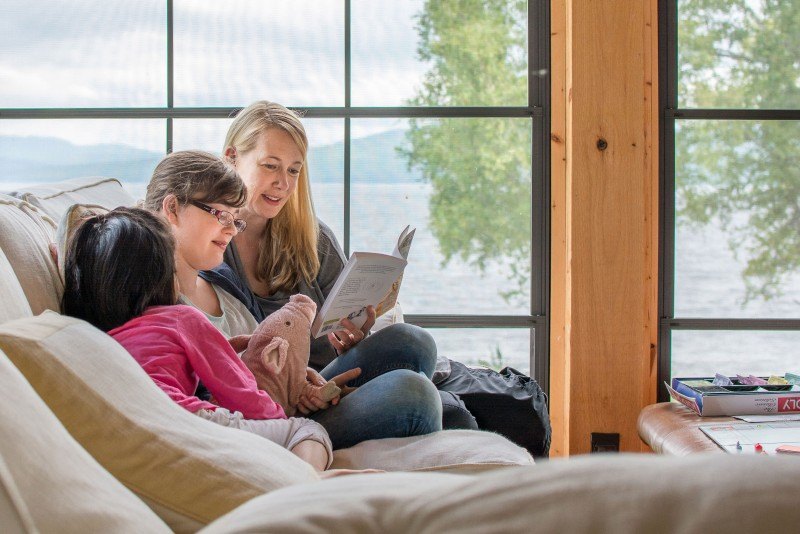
[437,360,551,457]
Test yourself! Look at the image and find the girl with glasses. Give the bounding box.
[143,150,260,339]
[144,148,442,449]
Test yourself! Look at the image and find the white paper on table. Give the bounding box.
[733,414,800,423]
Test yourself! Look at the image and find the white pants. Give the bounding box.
[196,407,333,468]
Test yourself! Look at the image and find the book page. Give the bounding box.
[392,225,415,260]
[311,252,407,338]
[375,226,415,317]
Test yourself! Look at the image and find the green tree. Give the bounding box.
[676,0,800,302]
[401,0,532,303]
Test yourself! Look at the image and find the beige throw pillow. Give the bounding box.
[0,194,61,314]
[0,348,170,533]
[11,176,136,220]
[0,311,319,531]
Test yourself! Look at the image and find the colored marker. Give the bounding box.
[735,441,742,452]
[754,443,763,453]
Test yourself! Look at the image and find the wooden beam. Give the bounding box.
[550,0,659,455]
[548,0,569,457]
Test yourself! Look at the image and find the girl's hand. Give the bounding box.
[327,306,376,354]
[295,367,362,414]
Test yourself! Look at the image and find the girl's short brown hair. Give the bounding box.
[143,150,247,211]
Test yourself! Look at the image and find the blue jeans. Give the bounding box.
[310,323,442,449]
[318,323,437,384]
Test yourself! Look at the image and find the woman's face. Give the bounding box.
[234,128,304,220]
[172,200,240,271]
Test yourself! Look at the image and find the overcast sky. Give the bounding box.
[0,0,429,148]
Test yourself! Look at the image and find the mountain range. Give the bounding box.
[0,129,422,186]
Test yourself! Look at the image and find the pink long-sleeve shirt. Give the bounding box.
[109,305,286,420]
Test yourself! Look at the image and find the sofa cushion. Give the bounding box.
[0,311,319,531]
[332,430,534,473]
[0,347,170,533]
[202,454,800,533]
[0,194,61,314]
[54,203,109,282]
[10,176,137,220]
[0,247,32,324]
[0,456,35,534]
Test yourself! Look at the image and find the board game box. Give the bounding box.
[667,376,800,417]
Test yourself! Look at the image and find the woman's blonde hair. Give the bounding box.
[224,101,319,293]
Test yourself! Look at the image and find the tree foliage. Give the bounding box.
[401,0,532,302]
[677,0,800,302]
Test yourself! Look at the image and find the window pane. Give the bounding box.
[352,0,529,107]
[677,0,800,109]
[0,119,164,200]
[0,1,166,107]
[172,119,231,153]
[174,0,344,107]
[429,328,530,375]
[350,0,428,106]
[173,118,344,238]
[674,120,800,317]
[350,118,532,315]
[305,120,345,241]
[671,330,800,379]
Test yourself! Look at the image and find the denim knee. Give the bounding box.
[378,323,438,378]
[388,369,443,435]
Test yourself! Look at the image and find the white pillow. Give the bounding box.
[332,429,534,473]
[10,176,136,220]
[0,347,170,533]
[0,311,319,531]
[370,302,404,333]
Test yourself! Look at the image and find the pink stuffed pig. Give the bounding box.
[229,294,340,416]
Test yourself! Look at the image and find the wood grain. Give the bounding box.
[550,0,659,454]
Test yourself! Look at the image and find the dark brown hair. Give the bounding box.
[62,207,177,332]
[143,150,247,211]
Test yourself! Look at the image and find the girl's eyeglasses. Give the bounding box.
[188,200,247,232]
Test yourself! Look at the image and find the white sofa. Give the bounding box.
[2,178,800,533]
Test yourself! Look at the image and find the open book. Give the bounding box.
[311,225,415,339]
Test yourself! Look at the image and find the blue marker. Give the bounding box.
[735,441,742,452]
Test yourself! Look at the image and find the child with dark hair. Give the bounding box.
[62,207,338,472]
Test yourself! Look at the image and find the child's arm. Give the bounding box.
[177,307,287,420]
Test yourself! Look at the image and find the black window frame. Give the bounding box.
[657,0,800,400]
[0,0,551,391]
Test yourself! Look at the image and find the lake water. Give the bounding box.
[6,179,799,379]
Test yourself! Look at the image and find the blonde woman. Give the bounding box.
[208,101,453,449]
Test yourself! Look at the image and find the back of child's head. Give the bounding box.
[62,207,177,332]
[143,150,246,212]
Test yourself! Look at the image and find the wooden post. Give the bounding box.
[549,0,659,455]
